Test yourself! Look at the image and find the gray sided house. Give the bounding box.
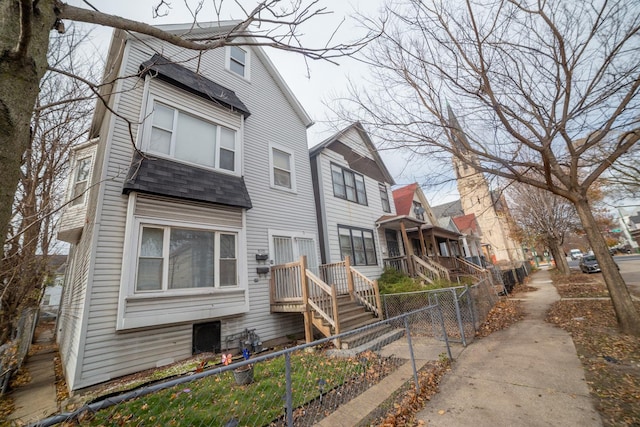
[309,123,396,279]
[56,22,319,391]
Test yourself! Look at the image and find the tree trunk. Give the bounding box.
[574,198,640,336]
[0,0,57,261]
[549,241,570,276]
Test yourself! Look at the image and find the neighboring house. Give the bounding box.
[391,183,462,261]
[446,106,524,266]
[40,255,68,313]
[309,122,397,279]
[56,22,320,391]
[451,213,484,265]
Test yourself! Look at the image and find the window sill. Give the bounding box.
[270,184,297,194]
[127,287,244,301]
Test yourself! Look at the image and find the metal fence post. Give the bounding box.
[453,289,467,346]
[285,353,293,427]
[437,303,453,360]
[403,316,420,391]
[466,284,476,333]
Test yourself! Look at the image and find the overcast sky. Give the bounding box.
[65,0,459,204]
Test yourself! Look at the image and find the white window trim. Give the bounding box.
[268,142,297,193]
[140,93,241,176]
[116,195,249,330]
[68,154,94,208]
[129,216,243,295]
[267,229,318,265]
[135,224,238,293]
[225,45,251,81]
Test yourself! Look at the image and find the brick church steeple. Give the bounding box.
[447,106,523,265]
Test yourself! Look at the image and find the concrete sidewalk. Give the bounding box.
[415,268,603,426]
[8,324,58,424]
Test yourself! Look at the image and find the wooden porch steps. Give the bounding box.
[331,324,405,354]
[311,295,381,342]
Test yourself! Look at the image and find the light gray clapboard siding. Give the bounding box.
[339,127,374,159]
[315,131,398,280]
[135,194,243,228]
[69,37,318,390]
[239,43,319,342]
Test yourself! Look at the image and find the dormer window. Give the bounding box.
[144,99,238,174]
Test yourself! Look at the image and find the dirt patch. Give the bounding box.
[551,270,610,298]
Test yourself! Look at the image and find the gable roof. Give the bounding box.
[432,199,464,218]
[452,213,478,234]
[309,122,395,184]
[140,54,250,117]
[392,183,418,216]
[91,21,313,137]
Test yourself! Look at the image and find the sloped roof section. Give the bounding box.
[432,199,464,218]
[123,152,252,209]
[309,122,395,185]
[392,183,418,216]
[140,54,251,117]
[453,213,478,234]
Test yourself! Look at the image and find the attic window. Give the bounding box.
[229,47,246,77]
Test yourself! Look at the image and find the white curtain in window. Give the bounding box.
[175,113,216,168]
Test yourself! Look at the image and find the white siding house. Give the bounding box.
[56,22,318,391]
[309,123,396,279]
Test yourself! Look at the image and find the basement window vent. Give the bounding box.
[192,321,221,355]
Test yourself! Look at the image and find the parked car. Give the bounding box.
[579,255,619,273]
[569,249,583,260]
[579,255,600,273]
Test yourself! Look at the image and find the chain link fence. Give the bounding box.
[0,307,39,394]
[381,278,498,346]
[37,304,452,427]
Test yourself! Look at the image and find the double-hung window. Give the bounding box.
[71,156,92,206]
[136,225,237,292]
[147,100,237,173]
[331,163,367,205]
[338,226,377,266]
[379,183,391,213]
[229,46,247,78]
[269,144,296,191]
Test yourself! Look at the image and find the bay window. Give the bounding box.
[136,225,237,292]
[146,100,237,173]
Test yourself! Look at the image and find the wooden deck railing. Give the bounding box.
[382,256,409,275]
[319,261,350,295]
[269,260,303,305]
[270,256,384,342]
[455,257,490,283]
[306,270,340,334]
[413,255,450,283]
[350,268,382,317]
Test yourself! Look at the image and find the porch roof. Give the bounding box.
[376,215,461,239]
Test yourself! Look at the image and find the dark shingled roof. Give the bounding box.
[123,152,252,209]
[140,54,250,117]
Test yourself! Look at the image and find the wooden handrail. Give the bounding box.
[306,270,338,328]
[349,267,382,317]
[414,255,450,282]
